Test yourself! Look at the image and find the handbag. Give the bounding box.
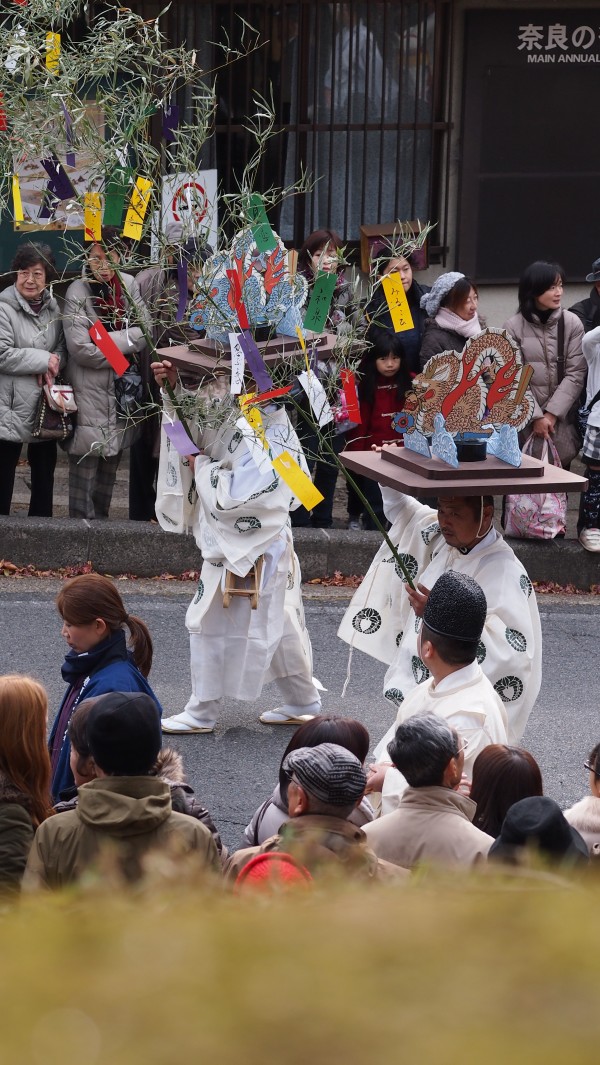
[114,364,144,419]
[503,435,567,539]
[31,379,76,442]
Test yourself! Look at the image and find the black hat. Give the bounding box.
[423,571,487,643]
[86,692,162,775]
[489,797,589,866]
[282,743,367,806]
[586,258,600,283]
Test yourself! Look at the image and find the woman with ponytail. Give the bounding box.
[50,573,162,800]
[0,675,53,890]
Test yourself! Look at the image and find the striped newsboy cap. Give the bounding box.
[283,743,367,806]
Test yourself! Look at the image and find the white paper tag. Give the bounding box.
[297,370,334,427]
[228,332,245,395]
[235,417,274,476]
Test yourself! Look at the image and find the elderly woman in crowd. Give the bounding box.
[0,241,66,516]
[63,227,151,520]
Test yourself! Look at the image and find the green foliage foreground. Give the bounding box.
[2,876,600,1063]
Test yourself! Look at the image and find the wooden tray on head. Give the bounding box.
[340,445,589,498]
[383,446,544,481]
[156,331,338,380]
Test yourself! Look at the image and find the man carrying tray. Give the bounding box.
[338,483,542,746]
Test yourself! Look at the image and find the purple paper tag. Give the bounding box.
[238,330,274,392]
[40,156,75,200]
[162,102,180,144]
[163,419,200,456]
[61,102,76,167]
[176,259,188,323]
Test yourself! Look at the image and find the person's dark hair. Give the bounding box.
[359,328,412,406]
[420,622,478,667]
[278,715,369,803]
[56,574,153,677]
[67,698,100,760]
[11,242,58,284]
[298,228,343,274]
[440,276,477,314]
[470,745,543,838]
[97,226,129,255]
[517,261,566,323]
[182,237,213,267]
[373,248,415,277]
[387,714,458,788]
[587,742,600,777]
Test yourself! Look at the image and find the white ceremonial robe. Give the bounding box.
[372,661,509,816]
[156,393,316,703]
[338,488,542,744]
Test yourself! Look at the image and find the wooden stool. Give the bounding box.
[222,556,264,610]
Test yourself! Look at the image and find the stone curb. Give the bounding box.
[0,518,597,589]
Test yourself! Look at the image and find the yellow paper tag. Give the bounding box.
[238,392,255,410]
[122,177,152,240]
[46,32,61,73]
[381,273,415,333]
[272,451,324,510]
[12,174,23,223]
[295,325,310,373]
[83,192,102,242]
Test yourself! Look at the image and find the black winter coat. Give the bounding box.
[569,287,600,334]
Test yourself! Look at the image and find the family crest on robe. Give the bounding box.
[338,488,542,744]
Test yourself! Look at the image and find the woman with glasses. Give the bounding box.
[503,261,586,470]
[563,744,600,856]
[0,242,66,516]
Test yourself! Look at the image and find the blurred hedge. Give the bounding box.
[2,875,600,1064]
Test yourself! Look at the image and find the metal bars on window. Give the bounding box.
[92,0,452,256]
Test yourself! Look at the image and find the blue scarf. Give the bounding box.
[60,627,131,685]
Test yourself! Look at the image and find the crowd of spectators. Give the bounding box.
[0,233,597,549]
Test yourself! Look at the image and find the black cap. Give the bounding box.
[585,258,600,283]
[86,692,162,775]
[489,797,589,866]
[423,571,487,643]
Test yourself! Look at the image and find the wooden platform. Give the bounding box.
[340,445,589,498]
[383,447,544,481]
[157,332,338,380]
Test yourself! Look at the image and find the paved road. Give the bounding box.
[1,579,598,852]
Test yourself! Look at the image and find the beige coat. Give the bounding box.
[63,273,151,457]
[24,776,220,889]
[364,786,493,869]
[503,308,586,465]
[0,285,67,443]
[563,795,600,857]
[226,815,407,883]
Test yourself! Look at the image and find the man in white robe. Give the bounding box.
[338,488,542,745]
[367,571,509,816]
[154,361,321,733]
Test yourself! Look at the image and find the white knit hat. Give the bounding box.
[420,272,466,317]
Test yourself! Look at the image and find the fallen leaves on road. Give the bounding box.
[307,571,364,588]
[533,580,599,595]
[0,560,596,595]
